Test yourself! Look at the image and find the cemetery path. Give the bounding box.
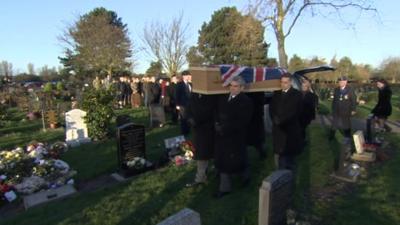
[314,115,400,133]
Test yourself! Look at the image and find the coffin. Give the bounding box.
[189,66,283,94]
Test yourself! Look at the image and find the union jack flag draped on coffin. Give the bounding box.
[218,65,289,87]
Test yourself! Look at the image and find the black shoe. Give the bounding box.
[185,182,204,188]
[213,191,230,199]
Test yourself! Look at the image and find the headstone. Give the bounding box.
[116,122,147,177]
[164,135,186,149]
[365,116,375,143]
[157,208,201,225]
[65,109,90,147]
[259,170,293,225]
[353,130,365,154]
[23,185,76,209]
[149,104,166,127]
[352,130,375,162]
[164,135,186,158]
[331,140,359,183]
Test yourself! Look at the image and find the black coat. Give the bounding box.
[175,81,191,107]
[269,88,303,156]
[148,83,161,104]
[166,84,176,106]
[300,91,318,127]
[372,86,392,118]
[246,92,266,146]
[331,86,357,130]
[187,93,217,160]
[214,93,253,173]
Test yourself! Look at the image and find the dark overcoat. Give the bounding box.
[331,86,357,130]
[269,88,303,156]
[214,93,253,173]
[187,93,217,160]
[148,83,161,104]
[175,81,191,107]
[372,86,392,118]
[246,92,266,146]
[300,91,318,127]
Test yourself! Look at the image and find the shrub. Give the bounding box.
[43,83,53,93]
[81,88,114,140]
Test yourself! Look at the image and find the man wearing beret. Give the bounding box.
[329,76,357,141]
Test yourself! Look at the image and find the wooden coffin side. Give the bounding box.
[190,67,281,94]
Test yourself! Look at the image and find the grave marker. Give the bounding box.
[259,170,293,225]
[65,109,90,147]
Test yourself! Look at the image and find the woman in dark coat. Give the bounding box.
[246,92,267,158]
[371,79,392,132]
[185,93,217,187]
[300,80,318,142]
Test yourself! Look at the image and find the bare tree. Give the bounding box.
[0,61,13,77]
[143,13,189,76]
[249,0,376,68]
[27,63,35,75]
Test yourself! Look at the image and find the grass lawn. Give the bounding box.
[1,106,399,225]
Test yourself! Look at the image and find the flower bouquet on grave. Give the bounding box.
[126,157,147,170]
[174,141,196,166]
[0,176,17,204]
[47,142,68,159]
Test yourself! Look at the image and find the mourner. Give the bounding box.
[300,79,318,144]
[214,76,253,198]
[329,76,357,141]
[185,93,217,187]
[246,92,267,159]
[175,74,192,136]
[269,74,303,170]
[371,79,392,132]
[167,75,178,123]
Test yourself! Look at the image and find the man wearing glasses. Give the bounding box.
[213,76,253,198]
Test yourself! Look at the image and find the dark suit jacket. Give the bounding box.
[175,81,191,107]
[269,88,303,155]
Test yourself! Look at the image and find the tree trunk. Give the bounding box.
[277,35,288,68]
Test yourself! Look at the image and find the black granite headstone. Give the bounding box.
[116,123,146,175]
[259,170,293,225]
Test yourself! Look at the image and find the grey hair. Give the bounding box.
[231,76,246,86]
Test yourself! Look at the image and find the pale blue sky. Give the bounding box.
[0,0,399,74]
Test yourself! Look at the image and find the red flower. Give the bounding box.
[0,184,11,193]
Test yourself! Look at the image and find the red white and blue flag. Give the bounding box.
[219,65,288,86]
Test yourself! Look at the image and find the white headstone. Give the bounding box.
[157,208,201,225]
[65,109,90,147]
[353,130,365,154]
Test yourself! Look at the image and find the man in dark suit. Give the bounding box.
[175,74,192,136]
[269,74,303,170]
[329,76,357,141]
[214,76,253,198]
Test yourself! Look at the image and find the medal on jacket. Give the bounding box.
[339,94,343,101]
[344,94,348,100]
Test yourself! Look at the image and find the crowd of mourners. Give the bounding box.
[91,72,393,199]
